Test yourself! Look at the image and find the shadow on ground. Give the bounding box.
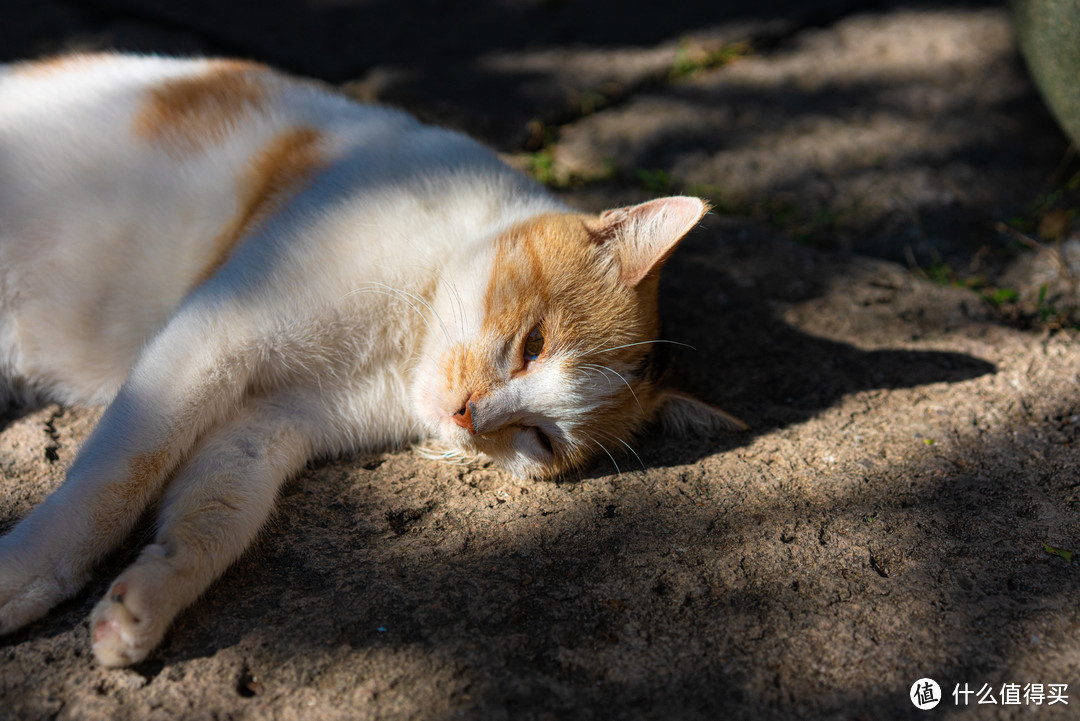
[17,391,1070,720]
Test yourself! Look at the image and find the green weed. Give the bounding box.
[982,287,1019,307]
[1043,542,1075,564]
[635,168,674,195]
[518,149,616,190]
[670,39,751,81]
[1037,283,1057,324]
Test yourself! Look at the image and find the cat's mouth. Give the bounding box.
[530,425,555,455]
[472,424,556,457]
[446,420,561,471]
[419,385,580,478]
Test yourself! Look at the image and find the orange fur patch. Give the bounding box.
[129,449,171,485]
[193,126,326,286]
[484,213,659,365]
[133,60,271,157]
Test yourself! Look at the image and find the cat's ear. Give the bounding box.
[587,196,709,287]
[654,389,749,435]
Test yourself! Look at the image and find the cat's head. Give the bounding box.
[413,196,746,478]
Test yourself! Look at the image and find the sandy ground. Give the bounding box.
[2,1,1079,719]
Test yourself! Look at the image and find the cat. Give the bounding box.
[0,53,745,667]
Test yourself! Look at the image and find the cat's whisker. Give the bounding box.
[582,363,643,414]
[346,288,429,335]
[578,365,609,385]
[347,282,454,349]
[136,523,157,549]
[584,432,621,477]
[450,279,469,337]
[404,287,453,344]
[426,265,469,338]
[345,284,449,353]
[371,282,453,345]
[413,439,481,467]
[425,268,461,332]
[593,428,645,472]
[580,338,697,358]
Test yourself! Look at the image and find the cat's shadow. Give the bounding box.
[573,226,997,478]
[0,403,33,435]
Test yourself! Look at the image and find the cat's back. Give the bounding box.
[0,52,529,269]
[0,53,557,406]
[0,53,420,200]
[0,54,474,404]
[0,53,405,140]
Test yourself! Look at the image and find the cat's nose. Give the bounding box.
[451,400,476,434]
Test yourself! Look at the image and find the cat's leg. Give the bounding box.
[88,392,319,666]
[0,300,261,633]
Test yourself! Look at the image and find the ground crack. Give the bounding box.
[42,407,64,463]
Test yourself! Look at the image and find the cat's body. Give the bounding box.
[0,54,741,666]
[1,54,557,411]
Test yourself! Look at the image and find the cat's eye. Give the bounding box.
[523,325,544,362]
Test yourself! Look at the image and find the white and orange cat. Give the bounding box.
[0,54,744,667]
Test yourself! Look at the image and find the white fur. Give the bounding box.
[0,55,568,664]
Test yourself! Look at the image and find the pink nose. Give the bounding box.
[451,400,476,434]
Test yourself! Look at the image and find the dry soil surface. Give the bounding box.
[2,1,1079,719]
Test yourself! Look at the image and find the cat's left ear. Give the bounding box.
[587,196,709,287]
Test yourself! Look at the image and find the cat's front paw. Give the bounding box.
[0,548,79,635]
[89,546,175,667]
[0,572,66,634]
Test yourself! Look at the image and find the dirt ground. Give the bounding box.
[2,1,1080,719]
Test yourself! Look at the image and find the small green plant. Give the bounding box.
[1043,542,1075,564]
[574,88,610,117]
[522,119,555,153]
[993,221,1080,327]
[757,196,796,227]
[681,188,848,246]
[523,149,557,185]
[918,253,987,292]
[1007,163,1080,238]
[517,149,616,190]
[635,168,674,195]
[670,39,751,81]
[769,200,848,247]
[1030,283,1078,329]
[981,287,1019,307]
[1037,283,1054,324]
[520,149,571,189]
[924,259,954,286]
